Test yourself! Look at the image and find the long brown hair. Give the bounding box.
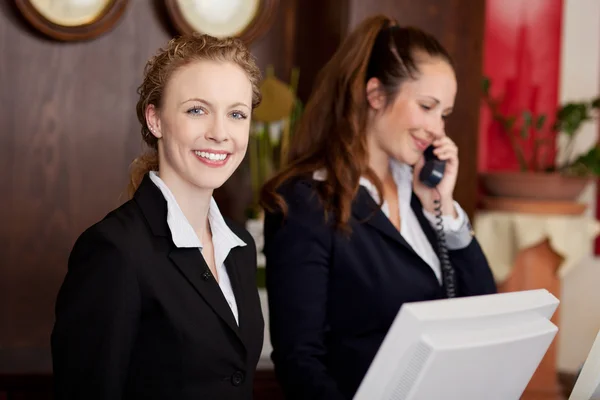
[260,15,453,232]
[128,33,262,198]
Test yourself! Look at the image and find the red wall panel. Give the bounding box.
[479,0,563,172]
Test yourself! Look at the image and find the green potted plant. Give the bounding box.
[246,66,302,219]
[245,66,303,287]
[479,76,600,201]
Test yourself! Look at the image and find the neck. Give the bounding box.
[366,131,392,183]
[158,168,212,241]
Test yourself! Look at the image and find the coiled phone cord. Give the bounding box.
[433,188,457,299]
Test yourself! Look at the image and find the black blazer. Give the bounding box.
[263,179,496,400]
[51,175,264,400]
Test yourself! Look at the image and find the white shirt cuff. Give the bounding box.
[422,201,473,249]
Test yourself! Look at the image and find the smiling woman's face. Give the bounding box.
[366,56,457,166]
[146,59,253,194]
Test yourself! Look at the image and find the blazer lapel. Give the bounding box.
[134,174,243,343]
[134,174,245,348]
[223,247,253,349]
[168,247,245,347]
[352,187,417,255]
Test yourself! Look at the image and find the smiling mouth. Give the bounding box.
[411,135,431,151]
[193,150,231,167]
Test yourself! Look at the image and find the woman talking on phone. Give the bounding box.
[260,15,497,400]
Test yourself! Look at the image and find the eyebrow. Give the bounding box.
[180,97,250,110]
[425,96,440,105]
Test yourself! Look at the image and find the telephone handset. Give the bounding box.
[418,145,446,188]
[417,144,457,298]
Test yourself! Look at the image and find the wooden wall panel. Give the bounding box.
[0,0,173,349]
[0,0,290,350]
[292,0,349,103]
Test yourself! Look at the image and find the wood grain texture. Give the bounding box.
[292,0,349,103]
[0,0,289,348]
[0,0,171,348]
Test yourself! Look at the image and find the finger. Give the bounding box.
[435,148,459,163]
[433,137,456,149]
[433,136,455,147]
[434,144,458,159]
[436,152,457,162]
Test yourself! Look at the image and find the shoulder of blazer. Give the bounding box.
[264,177,333,235]
[274,177,326,216]
[71,199,147,254]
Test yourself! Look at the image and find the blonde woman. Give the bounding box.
[51,34,264,400]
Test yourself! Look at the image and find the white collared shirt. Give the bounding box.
[149,171,246,325]
[313,160,473,283]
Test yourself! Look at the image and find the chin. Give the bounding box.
[195,177,229,191]
[393,149,421,166]
[185,170,229,191]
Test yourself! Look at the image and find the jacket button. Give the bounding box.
[231,370,244,386]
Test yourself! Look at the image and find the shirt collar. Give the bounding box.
[148,171,246,249]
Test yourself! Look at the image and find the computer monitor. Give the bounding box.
[354,289,559,400]
[569,328,600,400]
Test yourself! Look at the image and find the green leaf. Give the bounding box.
[569,145,600,176]
[482,77,491,95]
[535,114,546,130]
[556,102,588,135]
[503,116,516,131]
[592,97,600,109]
[520,111,532,138]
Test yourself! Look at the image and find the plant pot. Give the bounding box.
[480,197,588,215]
[479,172,590,201]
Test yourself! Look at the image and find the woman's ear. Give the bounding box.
[366,77,386,110]
[145,104,162,139]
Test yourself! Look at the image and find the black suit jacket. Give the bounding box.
[263,179,496,400]
[51,175,264,400]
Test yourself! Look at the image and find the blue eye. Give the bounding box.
[187,106,205,115]
[230,111,248,120]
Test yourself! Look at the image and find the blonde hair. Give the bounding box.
[128,33,262,198]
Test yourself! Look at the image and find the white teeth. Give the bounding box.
[195,151,228,161]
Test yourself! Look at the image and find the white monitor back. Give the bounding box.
[354,289,559,400]
[569,328,600,400]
